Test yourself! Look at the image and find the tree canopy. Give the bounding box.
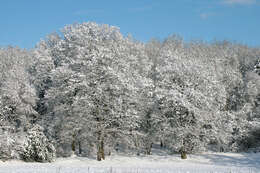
[0,22,260,162]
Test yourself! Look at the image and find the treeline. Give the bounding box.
[0,22,260,162]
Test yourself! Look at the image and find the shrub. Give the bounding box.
[21,125,56,162]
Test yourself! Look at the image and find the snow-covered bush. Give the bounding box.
[0,130,14,161]
[254,59,260,75]
[0,128,26,161]
[21,125,56,162]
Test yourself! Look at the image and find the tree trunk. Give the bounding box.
[181,151,187,159]
[146,143,152,155]
[101,139,105,160]
[97,131,105,161]
[160,140,164,148]
[180,146,187,159]
[78,141,82,155]
[71,139,76,152]
[71,132,76,154]
[97,150,102,161]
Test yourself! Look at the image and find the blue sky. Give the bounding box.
[0,0,259,49]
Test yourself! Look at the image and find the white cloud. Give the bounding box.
[223,0,256,5]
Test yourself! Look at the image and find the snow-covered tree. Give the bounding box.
[21,124,55,162]
[0,47,37,131]
[255,60,260,75]
[34,22,147,160]
[152,39,234,157]
[1,22,260,161]
[0,47,38,161]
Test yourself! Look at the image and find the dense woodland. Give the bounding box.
[0,22,260,162]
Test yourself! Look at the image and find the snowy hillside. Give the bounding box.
[0,152,259,173]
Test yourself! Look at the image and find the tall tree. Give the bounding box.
[35,22,146,160]
[0,47,37,160]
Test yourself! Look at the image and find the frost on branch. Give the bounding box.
[254,59,260,75]
[21,125,56,162]
[1,22,260,160]
[0,127,15,161]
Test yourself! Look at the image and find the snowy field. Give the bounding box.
[0,152,259,173]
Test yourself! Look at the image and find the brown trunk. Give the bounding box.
[180,146,187,159]
[97,130,105,161]
[101,139,105,160]
[71,139,76,152]
[181,151,187,159]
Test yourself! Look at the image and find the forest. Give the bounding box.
[0,22,260,162]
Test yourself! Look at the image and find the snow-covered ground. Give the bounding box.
[0,152,259,173]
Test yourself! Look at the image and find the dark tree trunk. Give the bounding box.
[71,139,76,152]
[180,146,187,159]
[101,139,105,160]
[78,141,82,155]
[97,151,102,161]
[97,131,105,161]
[146,143,152,155]
[160,140,164,148]
[181,151,187,159]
